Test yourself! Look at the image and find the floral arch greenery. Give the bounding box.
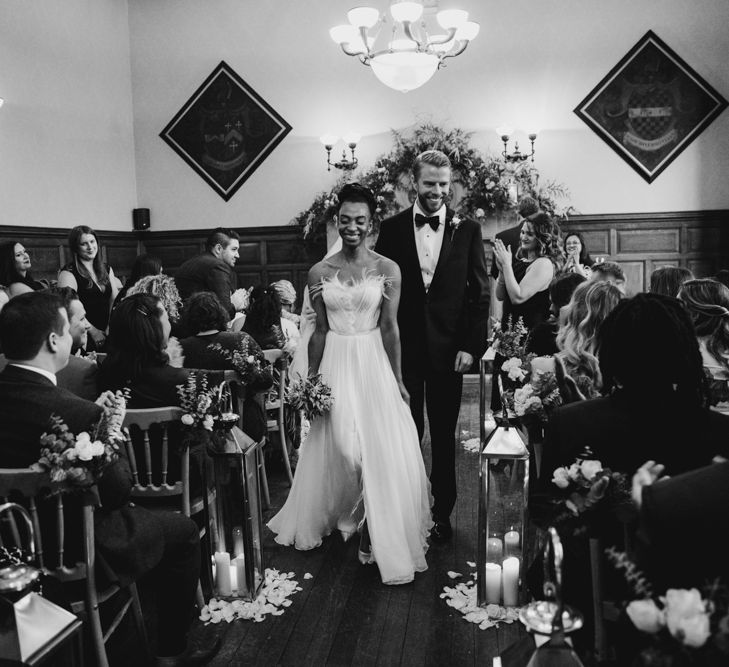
[291,123,573,251]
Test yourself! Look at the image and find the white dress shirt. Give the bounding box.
[412,202,446,291]
[9,363,57,385]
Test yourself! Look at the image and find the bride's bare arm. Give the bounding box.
[307,264,329,375]
[378,260,409,403]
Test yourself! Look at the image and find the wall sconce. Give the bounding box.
[0,98,4,109]
[496,126,537,164]
[320,132,360,171]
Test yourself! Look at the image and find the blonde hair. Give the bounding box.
[125,274,182,322]
[557,280,623,387]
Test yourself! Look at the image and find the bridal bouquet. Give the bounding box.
[608,549,729,666]
[208,339,272,388]
[34,390,128,491]
[285,373,334,422]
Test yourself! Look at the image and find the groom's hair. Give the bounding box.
[412,150,451,179]
[336,183,376,218]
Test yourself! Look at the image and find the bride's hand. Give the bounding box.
[397,381,410,406]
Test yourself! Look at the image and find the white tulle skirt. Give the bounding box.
[267,327,432,585]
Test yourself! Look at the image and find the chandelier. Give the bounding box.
[496,126,538,165]
[329,3,480,93]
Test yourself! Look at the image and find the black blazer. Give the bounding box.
[490,223,522,279]
[375,207,490,372]
[0,365,164,584]
[174,252,238,316]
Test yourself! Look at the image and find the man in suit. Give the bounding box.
[0,292,217,666]
[375,149,490,542]
[175,227,240,317]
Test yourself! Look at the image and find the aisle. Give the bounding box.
[208,374,526,666]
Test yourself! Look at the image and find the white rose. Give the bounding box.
[501,357,526,382]
[246,355,255,364]
[64,448,77,461]
[551,467,570,489]
[198,395,212,412]
[74,434,96,461]
[567,463,581,481]
[181,414,194,426]
[580,460,603,481]
[475,208,485,218]
[203,415,214,431]
[664,589,711,647]
[90,440,105,457]
[626,599,665,634]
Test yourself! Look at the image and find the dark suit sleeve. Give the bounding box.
[209,263,234,316]
[374,218,395,261]
[462,222,490,358]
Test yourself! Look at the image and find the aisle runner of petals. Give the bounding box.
[200,568,306,624]
[441,564,520,630]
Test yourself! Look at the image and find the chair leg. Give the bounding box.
[279,430,295,486]
[129,582,151,662]
[85,599,110,667]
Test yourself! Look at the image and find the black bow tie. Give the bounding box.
[415,213,440,231]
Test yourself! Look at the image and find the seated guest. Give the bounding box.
[531,280,623,401]
[242,285,286,350]
[0,292,214,666]
[589,260,626,294]
[678,278,729,414]
[0,241,46,296]
[649,265,693,297]
[125,273,183,327]
[526,272,586,356]
[175,228,239,318]
[561,231,593,279]
[115,253,163,304]
[179,292,272,441]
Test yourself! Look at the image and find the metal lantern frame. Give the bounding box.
[477,355,530,608]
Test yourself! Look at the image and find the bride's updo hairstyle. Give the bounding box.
[336,182,376,218]
[516,212,565,270]
[679,278,729,373]
[597,293,707,408]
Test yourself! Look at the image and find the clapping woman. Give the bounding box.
[58,226,119,350]
[561,231,593,278]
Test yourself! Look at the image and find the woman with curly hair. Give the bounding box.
[242,285,285,350]
[531,280,623,401]
[493,212,565,332]
[678,278,729,414]
[125,274,182,324]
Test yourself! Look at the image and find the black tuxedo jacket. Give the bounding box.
[0,365,164,585]
[375,207,490,372]
[174,251,237,316]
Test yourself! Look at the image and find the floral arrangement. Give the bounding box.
[608,548,729,666]
[292,123,573,248]
[33,390,128,491]
[512,369,562,420]
[488,315,528,360]
[285,373,334,422]
[176,373,228,448]
[551,451,630,517]
[208,339,272,388]
[231,287,251,313]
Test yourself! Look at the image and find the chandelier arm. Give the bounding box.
[426,27,457,46]
[340,43,367,58]
[440,40,470,60]
[358,26,374,58]
[402,21,426,49]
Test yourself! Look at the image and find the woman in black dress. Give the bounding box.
[58,226,119,350]
[0,241,46,296]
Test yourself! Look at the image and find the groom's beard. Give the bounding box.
[417,193,446,214]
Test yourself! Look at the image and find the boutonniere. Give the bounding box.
[448,214,463,240]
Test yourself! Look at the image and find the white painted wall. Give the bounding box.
[0,0,137,231]
[2,1,728,232]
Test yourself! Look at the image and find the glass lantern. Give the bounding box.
[208,426,265,601]
[477,356,530,608]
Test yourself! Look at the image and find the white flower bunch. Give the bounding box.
[501,357,527,382]
[513,384,543,416]
[176,373,222,434]
[231,288,250,313]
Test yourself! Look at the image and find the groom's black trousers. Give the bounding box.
[403,365,463,520]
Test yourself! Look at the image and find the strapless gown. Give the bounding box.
[267,274,432,585]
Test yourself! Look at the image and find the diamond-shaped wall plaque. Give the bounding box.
[161,61,292,201]
[574,31,727,183]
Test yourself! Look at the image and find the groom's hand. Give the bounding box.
[454,351,474,373]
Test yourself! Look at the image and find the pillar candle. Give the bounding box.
[214,551,232,596]
[504,530,520,555]
[487,536,503,563]
[502,556,520,607]
[230,564,238,594]
[233,526,245,556]
[234,555,246,595]
[485,562,502,604]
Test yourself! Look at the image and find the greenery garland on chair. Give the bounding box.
[291,123,573,250]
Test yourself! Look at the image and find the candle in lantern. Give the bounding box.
[230,564,237,593]
[214,551,232,596]
[233,526,245,556]
[234,555,246,595]
[486,536,503,563]
[485,562,502,604]
[504,530,520,555]
[502,556,520,607]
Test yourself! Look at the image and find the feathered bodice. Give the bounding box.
[319,273,387,335]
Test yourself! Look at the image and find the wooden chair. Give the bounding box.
[262,348,294,485]
[589,535,625,663]
[0,469,148,667]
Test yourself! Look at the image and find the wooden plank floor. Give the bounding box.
[205,374,526,667]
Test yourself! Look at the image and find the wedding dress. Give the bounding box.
[267,273,432,585]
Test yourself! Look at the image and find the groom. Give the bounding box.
[375,149,490,542]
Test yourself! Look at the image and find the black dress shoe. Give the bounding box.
[430,518,453,543]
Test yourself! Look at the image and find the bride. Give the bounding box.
[268,183,432,585]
